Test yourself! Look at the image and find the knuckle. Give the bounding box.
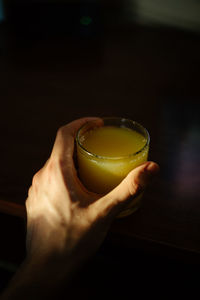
[26,187,33,211]
[25,197,30,212]
[56,125,68,138]
[32,171,40,187]
[55,127,64,141]
[126,174,142,196]
[56,126,63,136]
[31,168,43,193]
[27,186,33,198]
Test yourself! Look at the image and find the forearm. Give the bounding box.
[1,253,78,300]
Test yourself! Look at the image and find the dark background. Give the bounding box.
[0,0,200,297]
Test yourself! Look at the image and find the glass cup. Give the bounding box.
[76,117,150,217]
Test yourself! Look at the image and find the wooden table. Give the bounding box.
[0,19,200,270]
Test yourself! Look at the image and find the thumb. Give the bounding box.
[94,161,160,218]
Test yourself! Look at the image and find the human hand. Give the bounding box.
[26,117,159,267]
[1,117,159,300]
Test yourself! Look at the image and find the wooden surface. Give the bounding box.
[0,18,200,265]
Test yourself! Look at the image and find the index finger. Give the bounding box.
[51,117,102,159]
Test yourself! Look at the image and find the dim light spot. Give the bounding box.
[80,16,92,26]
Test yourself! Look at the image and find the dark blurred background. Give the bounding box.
[0,0,200,297]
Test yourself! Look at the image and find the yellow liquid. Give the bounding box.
[77,126,149,195]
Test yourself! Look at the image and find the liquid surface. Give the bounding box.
[81,126,146,157]
[77,124,149,204]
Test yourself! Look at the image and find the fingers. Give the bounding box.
[48,117,102,193]
[61,117,102,139]
[51,117,102,160]
[92,161,160,218]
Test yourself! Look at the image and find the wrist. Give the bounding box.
[1,251,77,300]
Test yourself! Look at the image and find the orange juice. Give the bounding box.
[76,118,150,217]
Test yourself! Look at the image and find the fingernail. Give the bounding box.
[146,162,160,174]
[138,162,160,188]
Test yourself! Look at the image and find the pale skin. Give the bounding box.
[1,117,159,300]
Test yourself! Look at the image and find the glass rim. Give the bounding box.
[76,117,150,160]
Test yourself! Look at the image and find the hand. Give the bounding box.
[26,117,159,265]
[1,117,159,300]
